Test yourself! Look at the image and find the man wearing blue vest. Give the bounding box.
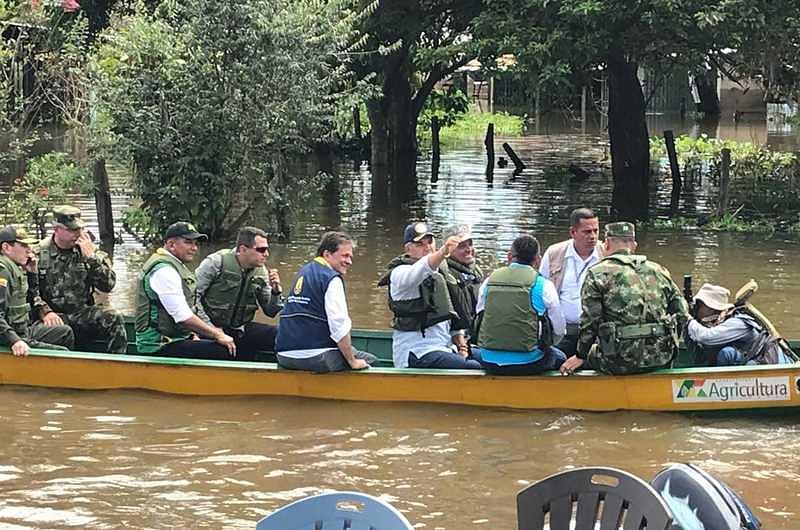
[475,234,566,375]
[275,231,376,372]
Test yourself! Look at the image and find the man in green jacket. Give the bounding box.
[0,226,74,356]
[442,224,484,345]
[135,222,236,359]
[195,226,283,358]
[559,222,689,375]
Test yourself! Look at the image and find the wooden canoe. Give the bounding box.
[1,329,799,412]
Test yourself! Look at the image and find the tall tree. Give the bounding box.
[474,0,800,220]
[357,0,481,196]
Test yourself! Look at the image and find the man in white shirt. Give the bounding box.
[475,234,566,375]
[134,222,237,359]
[539,208,603,356]
[275,231,376,372]
[378,222,481,369]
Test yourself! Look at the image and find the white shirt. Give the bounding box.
[475,266,567,342]
[389,256,453,368]
[148,250,195,324]
[539,241,601,325]
[278,277,352,359]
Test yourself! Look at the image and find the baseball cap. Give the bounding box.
[403,222,434,245]
[52,205,86,230]
[0,225,37,245]
[165,221,208,241]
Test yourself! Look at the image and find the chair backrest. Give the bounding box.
[517,467,674,530]
[255,491,414,530]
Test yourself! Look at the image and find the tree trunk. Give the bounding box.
[694,69,720,116]
[367,99,390,171]
[607,53,651,221]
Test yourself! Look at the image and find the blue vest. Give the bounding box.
[276,257,341,352]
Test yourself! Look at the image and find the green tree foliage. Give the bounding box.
[356,0,481,189]
[90,0,373,240]
[2,152,90,237]
[474,0,800,220]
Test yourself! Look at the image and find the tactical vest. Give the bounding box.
[200,249,268,329]
[379,255,456,333]
[0,255,31,338]
[37,236,95,313]
[135,248,197,353]
[595,253,679,372]
[478,265,541,352]
[275,257,340,352]
[445,257,483,336]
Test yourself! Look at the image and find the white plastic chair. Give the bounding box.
[255,491,414,530]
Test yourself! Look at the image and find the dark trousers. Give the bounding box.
[228,322,277,360]
[408,349,482,369]
[158,338,234,361]
[555,323,580,357]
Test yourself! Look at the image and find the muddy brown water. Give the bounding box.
[2,115,800,528]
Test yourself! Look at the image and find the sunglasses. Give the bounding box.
[253,246,270,254]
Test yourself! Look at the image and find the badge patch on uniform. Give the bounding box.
[293,276,304,295]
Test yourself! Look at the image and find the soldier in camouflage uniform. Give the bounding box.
[559,222,689,375]
[34,206,128,353]
[0,226,74,356]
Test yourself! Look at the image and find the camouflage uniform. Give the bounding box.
[0,226,74,350]
[35,206,127,353]
[576,223,689,374]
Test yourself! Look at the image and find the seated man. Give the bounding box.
[196,226,283,358]
[686,283,793,366]
[275,232,376,372]
[559,222,689,376]
[135,222,236,359]
[378,222,481,369]
[475,234,566,375]
[442,224,484,345]
[0,226,74,355]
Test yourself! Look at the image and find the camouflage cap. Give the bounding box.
[52,205,86,230]
[0,225,37,245]
[605,221,636,239]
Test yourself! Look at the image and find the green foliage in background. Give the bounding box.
[650,134,800,218]
[2,152,90,237]
[90,0,373,241]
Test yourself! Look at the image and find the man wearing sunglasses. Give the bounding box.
[0,225,74,356]
[195,226,283,359]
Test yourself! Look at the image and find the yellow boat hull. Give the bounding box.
[2,348,800,412]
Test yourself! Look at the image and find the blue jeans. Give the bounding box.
[408,349,482,369]
[479,346,567,375]
[716,346,752,366]
[277,349,377,373]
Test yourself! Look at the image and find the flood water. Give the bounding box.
[2,114,800,528]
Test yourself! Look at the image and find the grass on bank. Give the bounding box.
[419,111,525,145]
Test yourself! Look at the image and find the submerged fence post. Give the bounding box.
[431,116,441,183]
[485,123,494,182]
[718,148,732,217]
[664,130,682,213]
[502,142,526,172]
[92,159,114,245]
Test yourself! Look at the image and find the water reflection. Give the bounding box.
[1,388,798,529]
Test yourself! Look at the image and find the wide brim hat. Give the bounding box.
[693,283,734,312]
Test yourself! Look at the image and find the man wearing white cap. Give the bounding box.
[687,283,791,366]
[441,224,484,349]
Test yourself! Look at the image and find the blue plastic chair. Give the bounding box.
[255,491,414,530]
[517,467,674,530]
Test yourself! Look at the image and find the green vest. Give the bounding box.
[477,265,540,351]
[0,255,31,337]
[200,249,267,328]
[135,248,197,353]
[445,257,484,336]
[379,255,456,332]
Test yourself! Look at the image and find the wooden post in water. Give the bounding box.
[92,159,114,244]
[502,142,526,172]
[581,86,587,133]
[431,116,441,183]
[664,130,682,213]
[485,123,494,182]
[352,105,362,141]
[718,148,732,217]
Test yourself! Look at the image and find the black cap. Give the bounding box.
[165,221,208,241]
[403,222,434,245]
[0,225,37,245]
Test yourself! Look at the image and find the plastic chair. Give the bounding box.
[517,467,674,530]
[255,491,414,530]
